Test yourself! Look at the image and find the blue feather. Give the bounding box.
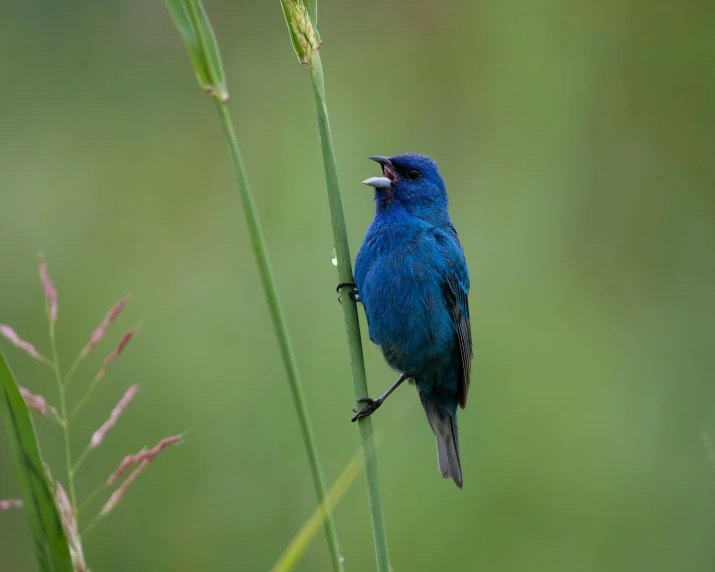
[354,153,472,488]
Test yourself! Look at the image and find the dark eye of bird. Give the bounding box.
[408,169,420,179]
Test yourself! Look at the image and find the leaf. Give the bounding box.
[271,447,363,572]
[0,351,74,572]
[306,0,317,29]
[164,0,209,86]
[164,0,229,101]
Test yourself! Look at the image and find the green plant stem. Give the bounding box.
[80,511,103,539]
[308,51,390,571]
[78,481,109,515]
[61,351,85,389]
[48,319,78,515]
[69,377,99,421]
[213,100,343,572]
[71,444,92,477]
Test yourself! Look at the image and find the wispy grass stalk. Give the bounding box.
[2,258,181,570]
[272,446,363,572]
[279,2,391,569]
[310,54,390,570]
[40,257,80,514]
[163,2,343,570]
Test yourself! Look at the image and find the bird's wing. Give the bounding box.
[443,270,472,409]
[354,227,378,302]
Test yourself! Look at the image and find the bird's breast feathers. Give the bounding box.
[355,225,458,372]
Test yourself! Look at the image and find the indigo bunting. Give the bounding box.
[340,153,472,488]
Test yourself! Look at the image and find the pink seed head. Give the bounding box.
[108,435,182,485]
[85,296,130,354]
[38,255,58,323]
[91,385,139,448]
[101,459,149,516]
[94,327,137,383]
[0,325,45,361]
[19,387,57,419]
[54,481,87,572]
[102,435,182,515]
[0,499,23,510]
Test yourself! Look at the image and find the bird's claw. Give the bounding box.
[336,282,356,294]
[351,397,382,422]
[336,282,360,305]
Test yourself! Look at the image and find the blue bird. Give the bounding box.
[340,153,472,488]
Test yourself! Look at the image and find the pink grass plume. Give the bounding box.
[108,435,182,485]
[0,499,23,510]
[38,255,58,323]
[102,435,182,515]
[0,325,47,362]
[53,481,87,572]
[94,327,137,383]
[19,387,58,419]
[84,296,130,355]
[91,385,138,448]
[101,459,150,516]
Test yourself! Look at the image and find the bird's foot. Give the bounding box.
[336,282,360,304]
[336,282,356,293]
[339,290,359,304]
[351,397,382,422]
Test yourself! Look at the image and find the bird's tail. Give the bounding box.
[421,397,462,488]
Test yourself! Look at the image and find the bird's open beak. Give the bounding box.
[363,156,397,189]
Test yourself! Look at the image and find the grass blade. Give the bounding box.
[0,351,73,572]
[164,0,206,85]
[278,1,392,569]
[165,0,228,101]
[271,447,362,572]
[163,3,343,570]
[306,0,317,28]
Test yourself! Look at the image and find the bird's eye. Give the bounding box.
[408,169,420,179]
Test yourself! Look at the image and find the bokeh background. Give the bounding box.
[2,0,715,570]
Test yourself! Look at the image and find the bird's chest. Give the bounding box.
[357,228,454,372]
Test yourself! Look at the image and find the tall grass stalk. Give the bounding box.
[309,53,391,571]
[278,1,392,568]
[163,2,343,569]
[49,316,78,513]
[271,446,364,572]
[213,100,343,571]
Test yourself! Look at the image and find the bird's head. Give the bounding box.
[363,153,449,222]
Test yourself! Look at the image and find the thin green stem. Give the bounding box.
[70,444,92,477]
[213,100,343,572]
[48,318,78,515]
[61,350,85,389]
[79,511,103,539]
[308,51,391,571]
[78,481,109,515]
[40,407,65,427]
[69,378,99,421]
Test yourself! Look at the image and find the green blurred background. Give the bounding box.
[2,0,715,570]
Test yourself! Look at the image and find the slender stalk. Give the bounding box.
[48,316,78,514]
[61,351,85,389]
[80,511,103,539]
[308,51,391,571]
[71,444,93,477]
[78,482,109,515]
[69,378,99,421]
[272,446,364,572]
[212,100,343,572]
